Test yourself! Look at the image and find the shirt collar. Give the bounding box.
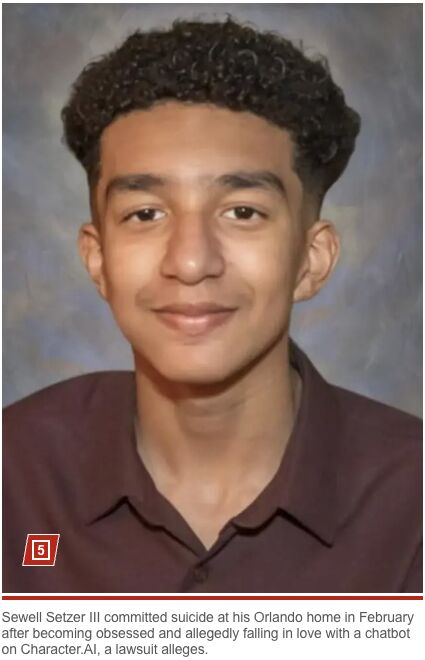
[232,341,343,545]
[76,342,343,545]
[75,371,140,524]
[286,341,343,545]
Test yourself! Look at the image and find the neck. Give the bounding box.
[133,335,301,489]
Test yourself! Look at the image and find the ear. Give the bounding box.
[293,220,340,303]
[78,222,108,299]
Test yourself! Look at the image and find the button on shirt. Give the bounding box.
[3,343,422,593]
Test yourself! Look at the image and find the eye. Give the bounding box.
[123,208,166,223]
[222,206,266,221]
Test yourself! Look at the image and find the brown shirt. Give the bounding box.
[3,343,422,593]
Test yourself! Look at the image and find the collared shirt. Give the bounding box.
[3,343,422,593]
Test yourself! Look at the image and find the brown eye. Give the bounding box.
[124,208,166,223]
[223,206,265,221]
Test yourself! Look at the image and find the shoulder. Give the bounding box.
[3,371,134,446]
[324,385,422,591]
[4,371,133,412]
[333,384,421,481]
[334,384,421,453]
[331,384,422,524]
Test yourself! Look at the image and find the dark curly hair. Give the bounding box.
[61,17,360,200]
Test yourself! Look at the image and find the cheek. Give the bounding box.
[232,232,298,312]
[102,240,156,299]
[101,241,158,344]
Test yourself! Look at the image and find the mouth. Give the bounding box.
[153,303,237,336]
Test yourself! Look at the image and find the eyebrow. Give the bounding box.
[216,171,286,198]
[105,174,165,201]
[104,170,286,201]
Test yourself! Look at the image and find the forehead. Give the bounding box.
[98,102,299,188]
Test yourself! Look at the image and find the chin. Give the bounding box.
[154,356,234,387]
[132,340,242,388]
[132,328,281,389]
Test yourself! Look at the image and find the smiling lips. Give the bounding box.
[153,302,236,336]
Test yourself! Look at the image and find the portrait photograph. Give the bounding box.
[3,3,422,594]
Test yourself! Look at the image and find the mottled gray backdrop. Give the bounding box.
[3,4,422,415]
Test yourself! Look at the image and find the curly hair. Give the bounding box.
[61,17,361,199]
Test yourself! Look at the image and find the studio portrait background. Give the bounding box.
[3,3,422,415]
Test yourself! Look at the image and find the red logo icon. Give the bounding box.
[22,534,60,566]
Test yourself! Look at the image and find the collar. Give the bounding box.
[76,342,343,546]
[232,341,343,546]
[75,371,140,524]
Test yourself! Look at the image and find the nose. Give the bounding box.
[160,211,225,284]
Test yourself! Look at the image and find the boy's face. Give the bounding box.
[80,102,337,385]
